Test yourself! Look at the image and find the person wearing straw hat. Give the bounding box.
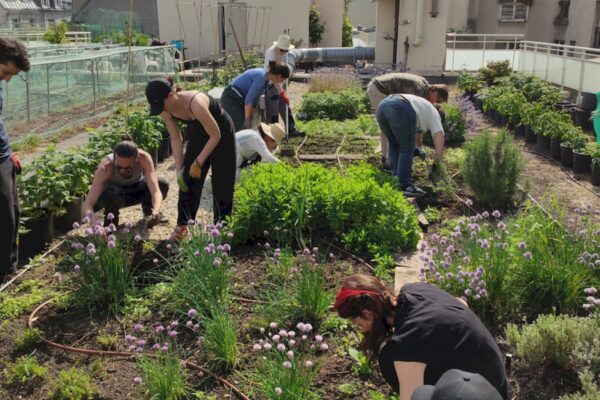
[235,122,284,180]
[264,35,305,138]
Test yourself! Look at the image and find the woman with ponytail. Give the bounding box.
[145,76,236,240]
[334,274,508,400]
[220,60,290,131]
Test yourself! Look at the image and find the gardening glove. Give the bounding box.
[177,169,189,192]
[189,160,203,179]
[279,91,290,105]
[10,153,22,175]
[429,161,442,182]
[243,117,252,130]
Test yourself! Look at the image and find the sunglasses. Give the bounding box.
[113,162,134,172]
[278,48,289,53]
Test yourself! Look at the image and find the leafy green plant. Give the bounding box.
[229,163,420,262]
[562,128,589,151]
[296,116,378,137]
[202,310,239,372]
[210,51,264,87]
[558,371,600,400]
[456,72,483,93]
[3,355,47,384]
[441,103,467,144]
[139,354,188,400]
[348,348,372,376]
[478,60,511,86]
[461,129,523,208]
[518,102,545,128]
[49,368,98,400]
[14,328,42,352]
[309,5,325,46]
[124,111,166,152]
[44,21,68,44]
[299,89,369,121]
[96,334,118,350]
[342,2,353,48]
[584,143,600,159]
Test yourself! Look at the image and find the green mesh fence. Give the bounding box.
[1,45,176,128]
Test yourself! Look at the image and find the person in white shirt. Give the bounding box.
[263,35,304,138]
[236,122,285,180]
[376,94,445,197]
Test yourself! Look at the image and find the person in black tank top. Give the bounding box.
[334,274,508,400]
[146,77,236,239]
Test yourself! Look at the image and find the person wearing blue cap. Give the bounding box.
[146,77,236,240]
[411,369,503,400]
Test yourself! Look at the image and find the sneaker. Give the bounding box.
[413,147,426,160]
[402,184,426,198]
[287,129,306,138]
[169,225,189,241]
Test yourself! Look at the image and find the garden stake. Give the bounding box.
[28,297,251,400]
[335,133,348,174]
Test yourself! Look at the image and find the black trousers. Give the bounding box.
[0,157,19,279]
[265,83,296,131]
[178,115,236,225]
[220,86,245,132]
[95,177,169,225]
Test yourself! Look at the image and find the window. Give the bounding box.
[41,0,50,8]
[498,1,529,22]
[55,0,63,8]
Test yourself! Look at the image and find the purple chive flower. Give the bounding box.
[275,387,282,395]
[170,321,178,328]
[107,241,116,249]
[320,343,329,351]
[107,213,115,221]
[153,258,159,264]
[137,339,146,347]
[128,345,136,352]
[287,350,294,359]
[315,335,323,342]
[272,335,281,342]
[492,210,501,218]
[213,258,222,267]
[223,244,231,252]
[282,361,292,368]
[479,289,488,297]
[161,345,169,352]
[156,325,165,334]
[523,252,532,260]
[277,343,286,352]
[186,320,194,329]
[211,229,220,237]
[465,199,473,206]
[133,377,142,384]
[518,242,527,250]
[465,289,472,296]
[288,331,296,338]
[305,360,314,368]
[263,343,272,350]
[296,322,305,331]
[188,308,197,317]
[166,244,172,250]
[194,250,200,257]
[134,324,143,332]
[169,331,178,338]
[482,211,489,218]
[151,343,161,351]
[82,217,91,225]
[134,234,142,242]
[270,322,278,329]
[193,324,199,331]
[253,343,262,351]
[584,287,597,295]
[73,264,80,272]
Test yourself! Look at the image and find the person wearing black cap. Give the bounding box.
[334,274,508,400]
[412,369,503,400]
[146,77,236,240]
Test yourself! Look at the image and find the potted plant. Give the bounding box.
[560,128,586,168]
[519,103,544,143]
[570,107,591,130]
[456,72,483,100]
[157,129,170,163]
[126,111,164,166]
[573,141,596,174]
[549,121,569,161]
[53,151,93,231]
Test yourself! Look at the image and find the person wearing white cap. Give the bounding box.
[264,35,305,138]
[235,122,284,180]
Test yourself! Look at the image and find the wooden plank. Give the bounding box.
[298,154,364,161]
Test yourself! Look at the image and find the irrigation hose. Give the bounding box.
[294,131,309,162]
[27,297,251,400]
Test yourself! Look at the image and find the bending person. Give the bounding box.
[367,73,448,165]
[221,61,290,131]
[82,135,169,227]
[236,122,284,180]
[334,274,508,400]
[146,77,236,240]
[376,94,445,197]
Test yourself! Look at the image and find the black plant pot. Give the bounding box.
[560,145,574,168]
[515,124,526,137]
[157,138,170,163]
[570,107,591,129]
[498,113,509,127]
[572,150,592,174]
[54,196,83,231]
[550,138,562,161]
[536,133,546,153]
[525,126,537,145]
[591,160,600,186]
[19,213,54,259]
[542,135,552,155]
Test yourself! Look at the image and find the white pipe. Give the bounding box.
[413,0,425,47]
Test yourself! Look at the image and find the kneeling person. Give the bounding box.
[83,135,169,226]
[236,122,284,179]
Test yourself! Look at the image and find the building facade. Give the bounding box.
[0,0,70,29]
[469,0,600,48]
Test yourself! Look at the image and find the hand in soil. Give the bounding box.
[429,161,443,182]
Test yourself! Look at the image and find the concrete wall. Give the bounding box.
[447,0,469,32]
[313,0,344,47]
[564,0,596,46]
[348,0,376,28]
[156,0,310,62]
[524,0,561,43]
[72,0,160,35]
[375,0,449,73]
[474,0,526,35]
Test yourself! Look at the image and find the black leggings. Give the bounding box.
[178,114,236,225]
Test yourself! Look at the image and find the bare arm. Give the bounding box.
[161,111,184,171]
[139,151,163,214]
[191,95,221,167]
[82,158,112,218]
[394,361,427,400]
[432,131,445,161]
[244,104,255,120]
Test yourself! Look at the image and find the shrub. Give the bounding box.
[441,104,467,144]
[461,129,523,209]
[299,89,369,121]
[506,314,600,371]
[478,60,511,86]
[3,355,47,384]
[456,72,483,94]
[229,163,420,260]
[50,368,97,400]
[309,5,325,46]
[558,371,600,400]
[44,21,68,44]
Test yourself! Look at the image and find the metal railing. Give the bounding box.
[445,33,524,71]
[0,31,91,43]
